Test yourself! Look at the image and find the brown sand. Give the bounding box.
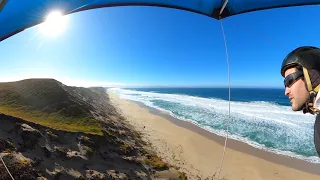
[108,90,320,180]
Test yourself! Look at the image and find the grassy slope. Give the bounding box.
[0,79,107,135]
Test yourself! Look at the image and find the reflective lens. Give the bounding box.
[284,71,303,87]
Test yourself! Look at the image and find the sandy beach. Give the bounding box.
[108,90,320,180]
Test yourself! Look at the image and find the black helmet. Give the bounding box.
[281,46,320,77]
[281,46,320,114]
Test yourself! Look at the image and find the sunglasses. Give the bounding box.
[284,71,303,88]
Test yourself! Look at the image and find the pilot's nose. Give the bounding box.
[285,86,290,96]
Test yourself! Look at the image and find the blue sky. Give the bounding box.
[1,5,320,88]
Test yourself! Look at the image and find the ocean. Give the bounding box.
[110,87,320,163]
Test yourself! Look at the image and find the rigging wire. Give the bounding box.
[0,156,15,180]
[216,17,231,179]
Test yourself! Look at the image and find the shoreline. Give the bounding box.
[108,90,320,180]
[131,100,320,175]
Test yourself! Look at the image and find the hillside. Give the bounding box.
[0,79,187,179]
[0,78,119,135]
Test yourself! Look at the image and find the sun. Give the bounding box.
[39,11,68,37]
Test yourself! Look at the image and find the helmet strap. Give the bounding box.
[302,67,320,114]
[303,67,313,91]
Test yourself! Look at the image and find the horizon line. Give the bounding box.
[0,77,284,89]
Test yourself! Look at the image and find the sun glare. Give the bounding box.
[39,11,68,37]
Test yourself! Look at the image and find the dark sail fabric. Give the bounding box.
[1,0,320,41]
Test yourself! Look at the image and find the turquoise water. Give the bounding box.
[110,87,320,163]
